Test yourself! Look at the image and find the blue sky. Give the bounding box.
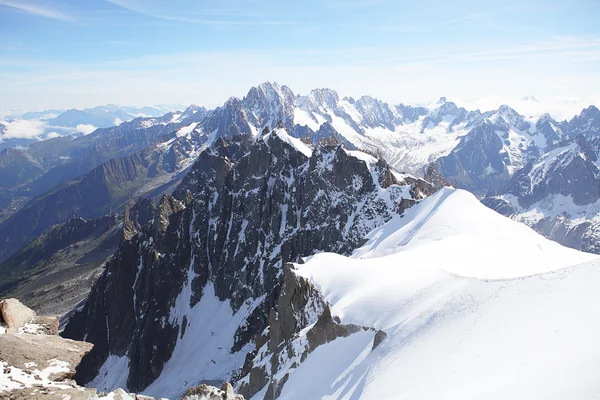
[0,0,599,115]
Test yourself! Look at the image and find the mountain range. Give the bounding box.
[1,82,600,399]
[0,104,187,151]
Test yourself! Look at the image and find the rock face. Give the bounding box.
[0,299,36,330]
[181,383,244,400]
[0,332,93,380]
[236,265,375,400]
[482,106,600,253]
[62,129,436,398]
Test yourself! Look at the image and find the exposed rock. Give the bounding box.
[0,333,92,381]
[0,299,35,330]
[372,330,387,350]
[64,132,432,395]
[180,383,244,400]
[238,266,375,400]
[0,215,122,317]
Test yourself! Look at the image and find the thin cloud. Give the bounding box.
[105,0,294,25]
[0,0,72,21]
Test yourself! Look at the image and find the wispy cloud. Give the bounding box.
[105,0,294,25]
[0,0,72,21]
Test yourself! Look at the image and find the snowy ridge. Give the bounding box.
[243,187,599,399]
[65,129,438,399]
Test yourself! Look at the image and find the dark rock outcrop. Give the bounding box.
[63,131,434,395]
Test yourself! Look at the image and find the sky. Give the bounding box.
[0,0,599,118]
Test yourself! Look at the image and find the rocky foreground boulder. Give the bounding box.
[1,298,241,400]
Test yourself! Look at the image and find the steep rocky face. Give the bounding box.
[290,122,357,150]
[482,109,600,254]
[236,265,376,400]
[435,121,515,196]
[63,130,435,399]
[568,105,600,137]
[0,201,157,317]
[432,104,600,196]
[242,83,296,130]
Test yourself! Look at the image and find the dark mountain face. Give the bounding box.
[0,215,121,316]
[483,107,600,254]
[0,108,209,222]
[62,130,436,397]
[0,148,44,189]
[568,105,600,137]
[0,124,212,262]
[435,121,513,196]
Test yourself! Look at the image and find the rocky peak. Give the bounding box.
[180,104,208,121]
[63,125,437,398]
[395,103,428,123]
[301,88,340,112]
[352,96,401,130]
[569,105,600,137]
[242,83,295,130]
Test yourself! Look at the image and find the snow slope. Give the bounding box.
[272,187,599,400]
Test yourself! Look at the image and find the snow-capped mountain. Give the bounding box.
[0,104,191,151]
[62,127,437,398]
[483,106,600,253]
[173,82,597,199]
[0,111,212,262]
[238,187,598,399]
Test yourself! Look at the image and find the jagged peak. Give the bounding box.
[579,105,600,118]
[247,81,294,100]
[497,104,521,117]
[307,87,340,104]
[225,96,242,104]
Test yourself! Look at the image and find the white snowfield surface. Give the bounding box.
[278,187,600,400]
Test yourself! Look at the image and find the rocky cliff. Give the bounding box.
[63,129,436,399]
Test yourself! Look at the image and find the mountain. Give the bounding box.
[62,127,437,398]
[184,82,594,199]
[0,215,122,317]
[0,104,190,152]
[0,106,208,226]
[239,188,597,399]
[0,117,212,261]
[65,180,599,399]
[483,106,600,253]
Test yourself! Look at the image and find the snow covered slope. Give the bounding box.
[63,130,438,399]
[244,188,599,399]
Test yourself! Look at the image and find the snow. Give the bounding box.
[529,141,579,187]
[176,122,199,137]
[274,187,600,400]
[142,280,265,399]
[293,108,320,131]
[266,128,313,158]
[88,354,130,392]
[349,188,595,278]
[498,192,600,226]
[0,359,72,393]
[345,149,377,165]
